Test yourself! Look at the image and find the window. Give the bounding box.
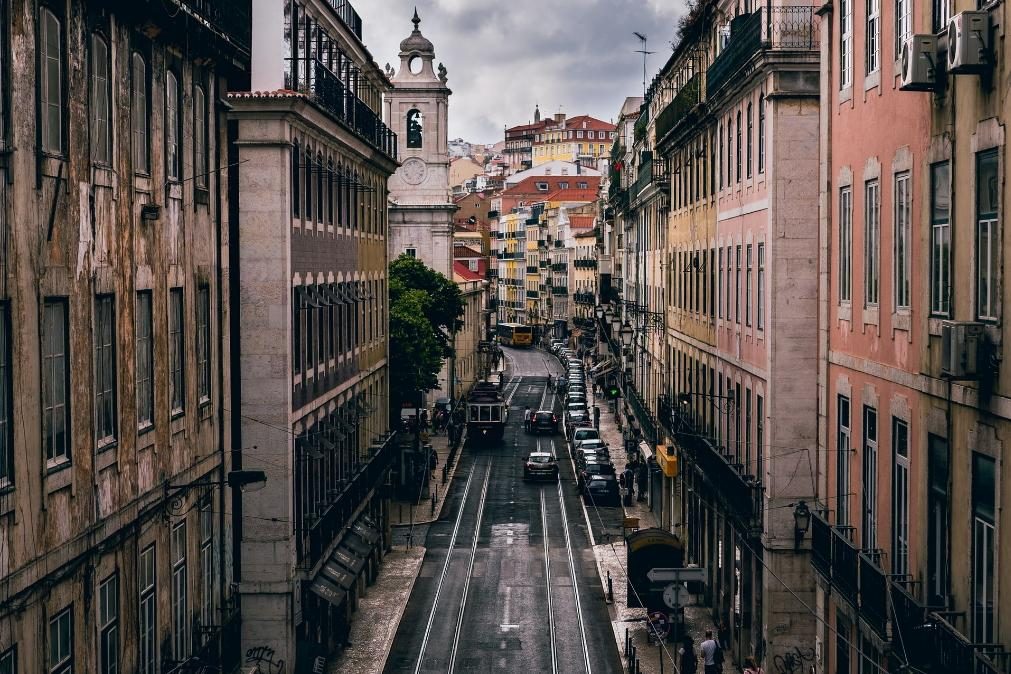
[933,0,950,33]
[746,103,753,178]
[199,500,215,642]
[927,435,950,605]
[90,33,111,164]
[735,110,742,181]
[895,0,911,59]
[726,246,733,318]
[894,172,911,309]
[165,71,180,180]
[840,0,853,87]
[171,521,189,660]
[837,396,851,526]
[864,181,880,306]
[197,287,210,404]
[756,395,764,480]
[136,292,153,429]
[406,109,423,148]
[735,245,742,323]
[862,406,878,548]
[559,182,569,189]
[405,248,417,258]
[758,95,765,173]
[745,389,752,469]
[40,8,63,153]
[839,187,853,303]
[42,299,70,467]
[757,243,765,329]
[718,248,723,319]
[291,141,300,217]
[746,244,753,326]
[169,289,184,415]
[972,452,996,643]
[94,295,116,448]
[193,84,207,188]
[131,53,149,172]
[836,612,852,674]
[718,122,724,189]
[0,304,10,488]
[930,163,951,316]
[327,158,334,226]
[976,150,999,321]
[892,418,909,576]
[48,606,72,674]
[138,545,157,674]
[98,574,119,674]
[304,148,312,220]
[316,152,324,223]
[727,118,733,185]
[0,646,15,674]
[866,0,880,73]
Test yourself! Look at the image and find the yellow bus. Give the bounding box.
[497,323,534,347]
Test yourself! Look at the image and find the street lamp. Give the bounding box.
[793,500,812,549]
[620,321,634,347]
[610,311,622,334]
[594,305,605,320]
[166,469,267,495]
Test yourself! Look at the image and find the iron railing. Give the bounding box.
[707,6,818,99]
[656,72,701,142]
[182,0,252,53]
[626,387,659,446]
[859,551,888,637]
[831,526,859,603]
[526,266,538,274]
[552,286,568,295]
[574,259,598,269]
[573,292,596,305]
[526,290,539,299]
[811,511,832,579]
[325,0,363,39]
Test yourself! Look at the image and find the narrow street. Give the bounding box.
[384,348,624,673]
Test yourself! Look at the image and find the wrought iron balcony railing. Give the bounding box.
[574,259,598,269]
[325,0,363,39]
[859,551,888,637]
[526,266,538,274]
[526,290,539,299]
[707,6,818,100]
[182,0,252,53]
[573,292,596,305]
[551,286,568,295]
[656,72,701,144]
[551,263,568,272]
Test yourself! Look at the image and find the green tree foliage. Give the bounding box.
[388,255,465,406]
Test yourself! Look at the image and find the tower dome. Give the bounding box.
[399,9,434,57]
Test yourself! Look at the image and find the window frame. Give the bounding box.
[169,288,185,417]
[866,0,881,74]
[94,294,117,449]
[757,243,765,330]
[165,69,181,181]
[757,94,766,174]
[0,302,11,489]
[136,291,154,430]
[197,286,211,405]
[746,102,753,179]
[975,149,999,322]
[735,245,742,323]
[42,298,71,469]
[138,545,157,674]
[930,162,952,317]
[862,405,878,549]
[0,645,15,674]
[837,395,851,526]
[171,520,189,661]
[291,140,300,217]
[199,499,215,642]
[895,0,911,59]
[746,244,753,326]
[89,31,112,166]
[98,572,119,674]
[840,0,853,88]
[735,110,742,182]
[971,452,996,644]
[39,6,65,155]
[891,418,910,576]
[48,606,73,674]
[130,50,151,174]
[864,180,880,307]
[193,82,208,189]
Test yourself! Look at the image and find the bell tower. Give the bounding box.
[385,9,456,277]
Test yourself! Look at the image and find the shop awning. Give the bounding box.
[310,576,347,608]
[333,544,366,575]
[352,518,381,546]
[591,359,617,377]
[321,558,356,590]
[656,444,678,478]
[638,441,654,461]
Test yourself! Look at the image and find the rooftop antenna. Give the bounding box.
[633,32,655,98]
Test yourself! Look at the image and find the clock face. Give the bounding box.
[402,158,427,186]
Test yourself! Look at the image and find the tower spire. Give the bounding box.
[412,7,421,31]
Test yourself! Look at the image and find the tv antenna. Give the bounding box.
[633,32,656,97]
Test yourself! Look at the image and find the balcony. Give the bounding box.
[626,387,659,446]
[811,512,832,580]
[831,526,859,603]
[706,6,818,100]
[574,259,598,270]
[656,72,701,144]
[551,286,568,296]
[526,266,538,274]
[551,263,568,272]
[304,60,398,161]
[324,0,363,39]
[183,0,252,53]
[574,292,596,305]
[526,290,539,299]
[859,551,888,636]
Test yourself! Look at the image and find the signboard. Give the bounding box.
[647,567,706,583]
[647,611,670,639]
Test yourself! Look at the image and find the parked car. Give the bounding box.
[577,460,616,492]
[570,428,601,448]
[566,393,588,407]
[523,452,559,481]
[531,410,559,435]
[566,413,590,434]
[575,446,610,468]
[584,475,621,506]
[566,402,588,420]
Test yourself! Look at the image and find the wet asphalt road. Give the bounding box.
[384,347,625,673]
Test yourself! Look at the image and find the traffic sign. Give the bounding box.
[646,567,706,583]
[647,611,670,639]
[662,583,690,610]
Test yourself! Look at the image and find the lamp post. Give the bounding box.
[793,500,812,549]
[166,469,267,496]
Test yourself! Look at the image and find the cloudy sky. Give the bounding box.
[356,0,685,144]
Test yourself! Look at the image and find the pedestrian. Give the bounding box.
[420,409,430,432]
[622,466,635,506]
[700,630,720,674]
[679,636,699,674]
[428,448,438,478]
[743,656,764,674]
[636,460,649,502]
[523,406,532,432]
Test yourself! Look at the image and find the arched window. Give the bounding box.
[292,140,300,216]
[758,94,766,174]
[327,157,334,226]
[90,33,111,164]
[40,8,63,153]
[131,52,149,172]
[166,70,181,180]
[335,162,344,226]
[406,109,423,148]
[746,102,753,179]
[304,147,312,220]
[735,110,742,183]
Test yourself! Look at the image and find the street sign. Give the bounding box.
[646,567,706,583]
[662,583,690,610]
[647,611,670,639]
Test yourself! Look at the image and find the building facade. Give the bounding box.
[228,0,398,669]
[814,0,1011,668]
[532,113,617,168]
[0,0,248,672]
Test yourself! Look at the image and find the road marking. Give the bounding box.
[448,462,493,674]
[553,440,593,674]
[413,465,478,674]
[541,489,558,674]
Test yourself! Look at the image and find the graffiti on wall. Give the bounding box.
[772,646,816,674]
[245,646,286,674]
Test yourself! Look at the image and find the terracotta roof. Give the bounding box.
[502,175,601,198]
[453,261,484,282]
[564,115,616,131]
[453,245,484,258]
[570,216,595,230]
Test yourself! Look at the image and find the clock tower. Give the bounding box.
[386,9,456,278]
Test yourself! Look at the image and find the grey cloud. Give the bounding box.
[356,0,684,142]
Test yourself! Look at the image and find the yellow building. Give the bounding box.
[532,113,616,166]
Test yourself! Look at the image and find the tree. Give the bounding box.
[388,255,465,408]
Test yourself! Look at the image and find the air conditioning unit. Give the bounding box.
[900,34,938,91]
[941,320,985,379]
[947,11,990,74]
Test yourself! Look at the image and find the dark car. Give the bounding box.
[566,414,590,435]
[532,410,559,435]
[523,452,559,481]
[576,446,610,469]
[566,393,588,407]
[584,475,621,506]
[578,460,616,492]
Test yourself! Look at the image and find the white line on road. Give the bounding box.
[414,465,478,674]
[541,489,558,674]
[448,462,493,674]
[553,443,593,674]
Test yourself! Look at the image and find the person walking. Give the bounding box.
[621,465,635,506]
[743,656,764,674]
[636,459,649,502]
[523,406,532,432]
[679,636,699,674]
[700,631,720,674]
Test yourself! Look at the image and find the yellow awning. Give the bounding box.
[656,444,678,478]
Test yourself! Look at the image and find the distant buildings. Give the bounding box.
[532,113,616,170]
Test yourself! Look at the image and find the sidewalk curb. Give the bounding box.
[373,547,425,674]
[397,432,468,527]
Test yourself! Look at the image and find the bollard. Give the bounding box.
[431,493,436,515]
[607,571,614,603]
[659,643,663,674]
[624,628,629,656]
